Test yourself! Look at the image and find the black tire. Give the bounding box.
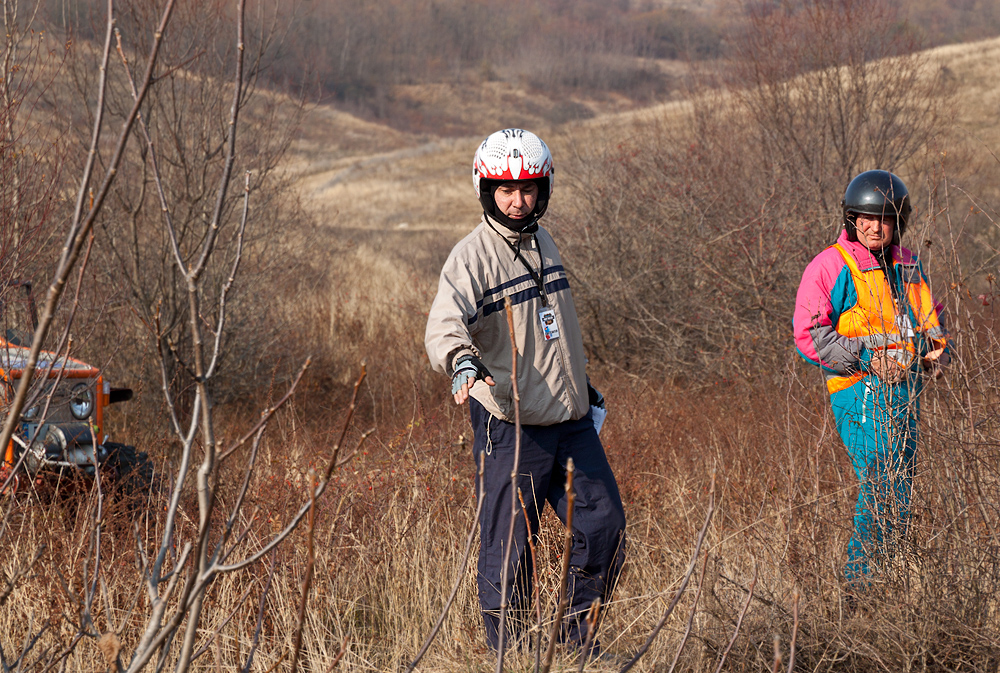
[102,442,154,502]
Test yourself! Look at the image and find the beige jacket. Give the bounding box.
[425,215,590,425]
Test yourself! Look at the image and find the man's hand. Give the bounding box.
[451,355,495,405]
[869,350,907,384]
[922,347,950,381]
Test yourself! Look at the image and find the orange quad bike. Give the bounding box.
[0,280,152,497]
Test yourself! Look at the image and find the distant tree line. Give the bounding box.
[37,0,1000,130]
[260,0,724,111]
[40,0,723,117]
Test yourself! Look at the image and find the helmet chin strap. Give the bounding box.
[513,216,540,234]
[485,208,540,234]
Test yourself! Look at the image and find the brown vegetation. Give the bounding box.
[559,0,952,378]
[2,0,1000,672]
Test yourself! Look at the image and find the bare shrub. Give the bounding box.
[0,2,364,671]
[725,0,946,213]
[0,7,67,300]
[558,0,950,380]
[4,2,1000,672]
[39,0,314,416]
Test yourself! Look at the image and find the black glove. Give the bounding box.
[587,382,605,410]
[452,355,493,394]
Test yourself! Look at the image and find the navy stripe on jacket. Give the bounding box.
[472,277,571,323]
[475,265,565,309]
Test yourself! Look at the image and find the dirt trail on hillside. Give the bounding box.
[285,35,1000,341]
[288,34,1000,234]
[294,131,481,235]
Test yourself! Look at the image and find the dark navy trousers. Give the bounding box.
[469,399,627,650]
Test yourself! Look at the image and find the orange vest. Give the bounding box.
[826,243,946,395]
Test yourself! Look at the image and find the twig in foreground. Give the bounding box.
[239,550,278,673]
[405,451,486,672]
[324,639,349,672]
[520,488,543,673]
[712,563,758,673]
[540,458,575,673]
[786,590,800,673]
[666,553,710,673]
[619,473,716,673]
[290,470,319,673]
[577,599,601,673]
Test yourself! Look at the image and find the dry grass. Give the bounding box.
[4,25,1000,673]
[273,30,1000,671]
[11,365,997,671]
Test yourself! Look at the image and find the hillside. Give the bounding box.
[287,34,1000,324]
[270,32,1000,670]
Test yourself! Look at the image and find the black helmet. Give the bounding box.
[842,170,911,242]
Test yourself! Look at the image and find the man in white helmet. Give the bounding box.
[425,128,626,654]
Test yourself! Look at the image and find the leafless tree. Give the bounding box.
[0,2,363,670]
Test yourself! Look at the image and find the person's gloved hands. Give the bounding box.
[869,351,908,384]
[587,382,607,435]
[587,383,605,410]
[451,355,495,405]
[922,347,951,380]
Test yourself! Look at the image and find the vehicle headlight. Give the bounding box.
[23,405,40,420]
[69,383,94,419]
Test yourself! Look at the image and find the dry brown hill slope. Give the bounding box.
[286,35,1000,350]
[291,34,1000,231]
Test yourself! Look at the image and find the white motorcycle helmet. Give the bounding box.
[473,128,554,231]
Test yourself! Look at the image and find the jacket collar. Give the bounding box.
[836,229,914,271]
[483,213,535,247]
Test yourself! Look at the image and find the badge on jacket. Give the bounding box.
[538,307,560,341]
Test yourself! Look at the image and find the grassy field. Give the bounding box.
[202,33,1000,672]
[3,25,1000,673]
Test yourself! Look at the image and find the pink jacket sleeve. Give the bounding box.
[793,247,869,375]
